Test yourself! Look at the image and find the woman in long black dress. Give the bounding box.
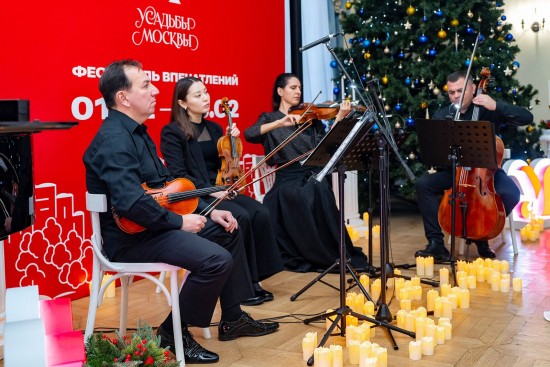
[160,77,283,305]
[243,73,369,273]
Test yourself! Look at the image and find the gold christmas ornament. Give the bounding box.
[381,75,389,85]
[467,10,474,18]
[443,84,448,92]
[437,29,447,39]
[450,19,459,27]
[364,52,372,60]
[420,102,428,109]
[526,125,534,133]
[433,87,441,96]
[406,5,415,16]
[345,1,352,10]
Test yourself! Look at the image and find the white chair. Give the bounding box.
[85,192,210,367]
[250,154,275,203]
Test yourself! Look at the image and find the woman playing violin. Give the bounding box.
[244,73,369,273]
[160,77,283,306]
[414,70,533,262]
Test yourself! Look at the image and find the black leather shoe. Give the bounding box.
[475,240,496,258]
[241,295,264,306]
[218,311,279,341]
[256,289,274,302]
[415,240,451,263]
[157,325,219,364]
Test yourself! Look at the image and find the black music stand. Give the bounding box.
[415,118,499,282]
[299,109,415,366]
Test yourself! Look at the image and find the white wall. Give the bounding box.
[505,0,550,123]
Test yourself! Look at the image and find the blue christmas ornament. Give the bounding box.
[465,59,471,67]
[423,16,428,22]
[497,21,502,26]
[359,8,364,15]
[333,87,340,95]
[435,9,443,17]
[496,2,502,7]
[429,48,437,56]
[398,51,405,58]
[466,26,475,34]
[405,77,411,85]
[395,103,402,111]
[501,15,507,21]
[512,61,520,68]
[497,87,502,93]
[512,88,517,94]
[361,75,367,81]
[362,39,371,48]
[348,38,355,44]
[372,123,380,130]
[375,38,381,46]
[330,60,338,68]
[478,34,485,42]
[419,34,428,43]
[490,63,495,69]
[406,117,415,126]
[505,33,514,41]
[358,37,364,42]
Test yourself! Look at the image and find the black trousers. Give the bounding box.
[217,194,283,282]
[415,168,520,244]
[112,218,253,328]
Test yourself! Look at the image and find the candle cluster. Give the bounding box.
[394,276,422,302]
[407,317,452,360]
[520,215,544,242]
[346,292,376,317]
[455,258,522,293]
[415,256,434,276]
[349,341,387,366]
[346,224,362,243]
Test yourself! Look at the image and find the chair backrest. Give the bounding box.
[244,154,275,202]
[85,192,123,271]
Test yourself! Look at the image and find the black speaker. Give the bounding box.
[0,99,30,122]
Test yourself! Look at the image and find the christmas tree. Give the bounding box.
[337,0,542,203]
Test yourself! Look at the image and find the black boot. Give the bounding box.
[475,240,496,258]
[415,240,451,263]
[158,324,219,364]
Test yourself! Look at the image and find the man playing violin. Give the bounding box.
[83,59,278,364]
[415,70,533,261]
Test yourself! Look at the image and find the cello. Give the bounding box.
[437,68,506,240]
[215,98,245,188]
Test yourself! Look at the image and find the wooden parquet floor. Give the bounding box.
[3,213,550,366]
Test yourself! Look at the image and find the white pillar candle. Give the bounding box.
[416,306,428,318]
[447,294,458,309]
[360,357,378,367]
[302,335,316,361]
[314,347,331,367]
[373,346,387,367]
[408,340,422,360]
[411,276,421,287]
[500,260,510,274]
[405,312,416,332]
[443,299,453,319]
[467,275,477,289]
[349,340,361,364]
[396,310,407,328]
[476,266,486,282]
[360,274,370,293]
[500,278,510,292]
[371,280,381,302]
[364,301,375,315]
[426,289,438,312]
[421,336,435,356]
[415,317,426,340]
[440,322,453,340]
[330,344,343,367]
[491,272,501,291]
[359,341,373,361]
[436,326,446,344]
[513,277,523,292]
[434,297,443,318]
[424,256,434,276]
[459,289,470,308]
[440,283,451,297]
[425,324,437,339]
[400,299,412,311]
[439,267,449,286]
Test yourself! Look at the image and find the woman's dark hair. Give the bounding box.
[271,73,299,111]
[170,76,202,139]
[99,59,142,109]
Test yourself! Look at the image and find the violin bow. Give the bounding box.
[454,33,480,120]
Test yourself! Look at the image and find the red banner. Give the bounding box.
[0,0,285,299]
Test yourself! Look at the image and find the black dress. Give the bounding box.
[244,111,369,272]
[160,119,283,282]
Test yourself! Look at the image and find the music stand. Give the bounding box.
[300,109,415,366]
[415,118,499,282]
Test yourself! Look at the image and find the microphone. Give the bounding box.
[299,32,344,52]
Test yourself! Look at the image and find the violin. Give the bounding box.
[437,68,506,240]
[215,98,245,188]
[113,178,230,234]
[288,101,366,124]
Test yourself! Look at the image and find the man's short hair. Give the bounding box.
[99,59,143,109]
[447,70,473,84]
